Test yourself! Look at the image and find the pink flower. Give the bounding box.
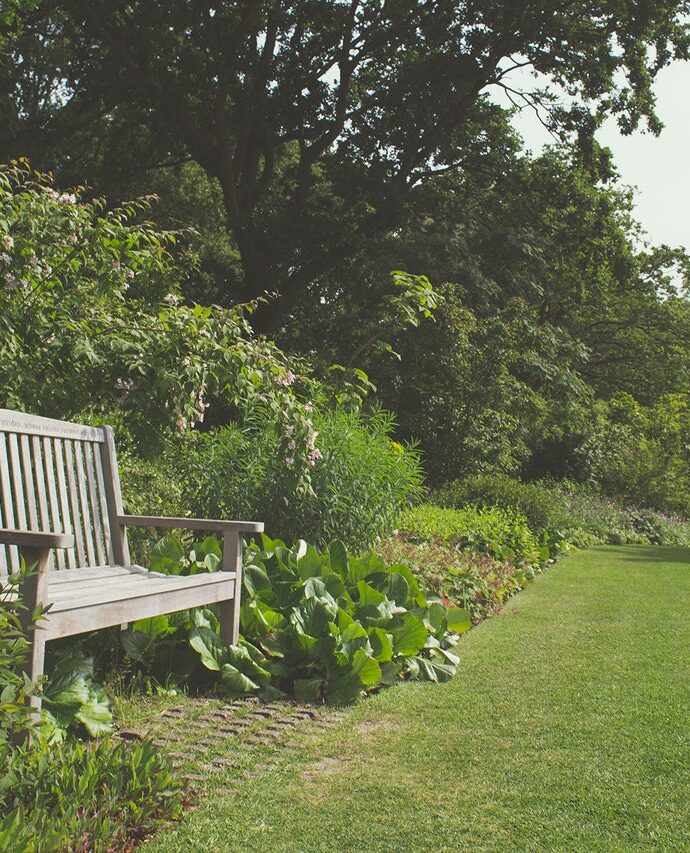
[307,459,316,467]
[58,192,77,204]
[0,253,10,264]
[2,235,13,250]
[284,457,294,467]
[4,272,17,290]
[284,425,294,437]
[163,293,179,305]
[304,402,313,413]
[287,440,296,450]
[275,370,296,387]
[69,233,78,244]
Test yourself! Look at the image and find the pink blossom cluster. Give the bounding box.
[2,235,14,250]
[275,370,296,387]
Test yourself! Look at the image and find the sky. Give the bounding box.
[491,60,690,255]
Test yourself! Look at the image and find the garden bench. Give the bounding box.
[0,409,263,709]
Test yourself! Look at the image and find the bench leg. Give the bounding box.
[19,546,51,717]
[220,531,243,646]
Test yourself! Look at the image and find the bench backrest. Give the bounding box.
[0,409,129,574]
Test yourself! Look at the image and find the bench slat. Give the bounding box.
[53,439,76,569]
[48,565,147,586]
[8,433,27,531]
[83,442,106,566]
[0,434,19,569]
[20,434,39,531]
[63,440,86,566]
[42,437,65,569]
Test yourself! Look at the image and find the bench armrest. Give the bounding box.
[0,529,75,550]
[118,515,264,534]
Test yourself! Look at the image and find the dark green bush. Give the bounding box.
[434,474,567,536]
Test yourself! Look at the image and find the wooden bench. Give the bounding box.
[0,409,263,709]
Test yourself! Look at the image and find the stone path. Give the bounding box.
[116,698,345,784]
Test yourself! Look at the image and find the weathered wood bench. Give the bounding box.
[0,409,263,709]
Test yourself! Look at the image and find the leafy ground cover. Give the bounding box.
[141,546,690,852]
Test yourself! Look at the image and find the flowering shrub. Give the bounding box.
[0,160,316,486]
[159,407,424,551]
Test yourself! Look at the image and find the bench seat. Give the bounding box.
[44,566,237,638]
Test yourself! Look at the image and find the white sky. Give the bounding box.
[491,60,690,255]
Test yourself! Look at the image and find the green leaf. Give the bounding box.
[391,613,428,656]
[244,564,273,598]
[189,626,229,671]
[351,648,382,688]
[367,628,394,662]
[290,597,338,639]
[329,540,348,576]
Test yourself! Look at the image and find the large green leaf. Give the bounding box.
[148,535,185,575]
[328,540,348,576]
[391,613,428,656]
[367,628,394,662]
[188,626,229,671]
[244,564,273,598]
[290,597,338,639]
[351,648,382,688]
[297,544,323,579]
[381,572,410,607]
[76,688,113,737]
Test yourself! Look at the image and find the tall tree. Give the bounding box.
[1,0,687,325]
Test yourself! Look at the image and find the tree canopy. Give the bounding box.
[1,0,688,325]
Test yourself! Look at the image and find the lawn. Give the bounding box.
[142,546,690,852]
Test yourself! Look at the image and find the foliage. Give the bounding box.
[377,536,532,624]
[544,480,690,548]
[0,737,182,852]
[41,650,112,739]
[397,505,544,568]
[166,407,424,551]
[0,161,317,485]
[0,563,46,745]
[237,535,470,703]
[434,474,569,557]
[120,534,470,704]
[572,392,690,517]
[3,0,687,328]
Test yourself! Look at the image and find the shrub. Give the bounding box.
[0,564,46,744]
[120,534,470,703]
[548,480,690,547]
[434,474,567,537]
[397,504,543,567]
[236,535,470,702]
[162,407,424,550]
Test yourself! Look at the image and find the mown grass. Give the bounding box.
[142,546,690,852]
